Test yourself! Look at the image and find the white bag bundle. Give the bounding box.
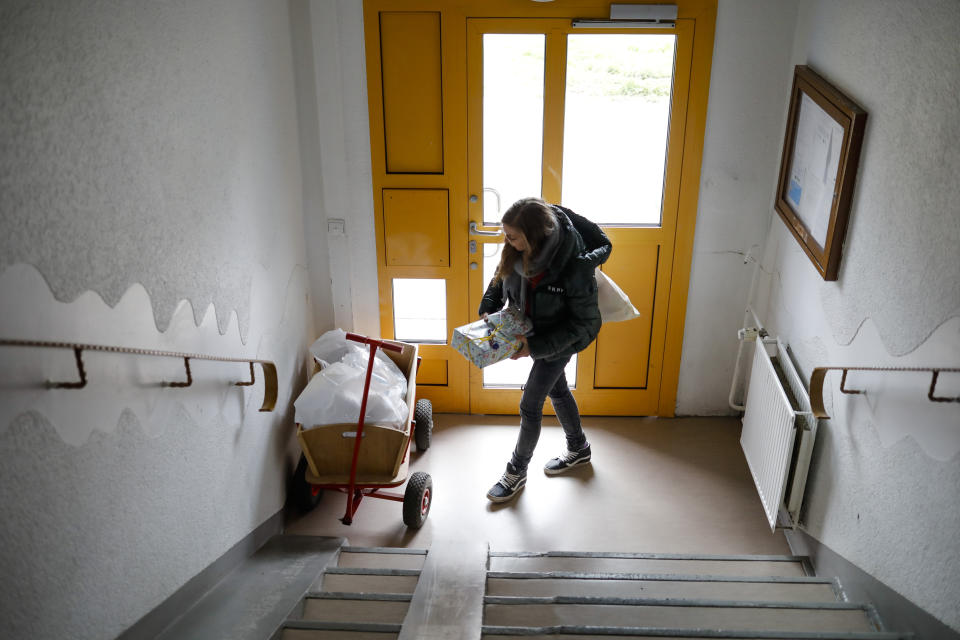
[596,267,640,323]
[295,330,409,431]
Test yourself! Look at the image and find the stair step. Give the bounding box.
[317,569,421,595]
[339,547,429,571]
[342,546,429,555]
[489,553,808,578]
[299,597,410,624]
[281,620,400,638]
[482,600,876,633]
[283,631,396,640]
[481,631,908,639]
[486,575,840,602]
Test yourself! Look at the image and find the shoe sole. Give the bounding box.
[486,480,526,503]
[543,455,591,476]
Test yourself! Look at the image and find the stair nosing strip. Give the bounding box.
[480,624,909,638]
[486,571,835,583]
[489,551,811,562]
[305,591,414,602]
[283,620,403,633]
[483,595,869,610]
[831,577,849,601]
[324,567,421,576]
[341,546,429,555]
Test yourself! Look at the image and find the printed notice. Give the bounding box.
[785,93,843,248]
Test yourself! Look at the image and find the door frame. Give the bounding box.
[465,17,696,416]
[362,0,717,416]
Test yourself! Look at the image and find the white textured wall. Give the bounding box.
[291,0,336,333]
[751,0,960,631]
[676,0,799,415]
[0,0,326,637]
[309,0,380,336]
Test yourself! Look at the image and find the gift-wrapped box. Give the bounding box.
[451,307,533,368]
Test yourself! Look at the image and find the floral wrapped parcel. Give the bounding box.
[451,307,533,368]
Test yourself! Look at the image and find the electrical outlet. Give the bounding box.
[327,218,346,235]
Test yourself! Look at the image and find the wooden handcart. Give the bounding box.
[292,333,433,528]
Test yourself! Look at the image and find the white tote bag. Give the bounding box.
[595,268,640,323]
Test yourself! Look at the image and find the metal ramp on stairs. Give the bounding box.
[274,544,908,640]
[277,540,487,639]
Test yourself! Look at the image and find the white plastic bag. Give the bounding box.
[342,345,407,398]
[596,267,640,323]
[295,332,409,431]
[308,329,353,367]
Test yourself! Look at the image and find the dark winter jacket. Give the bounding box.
[478,205,611,361]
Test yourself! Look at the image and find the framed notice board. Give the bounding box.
[775,65,867,281]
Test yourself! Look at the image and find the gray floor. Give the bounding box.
[286,415,791,556]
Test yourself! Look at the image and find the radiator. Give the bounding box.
[740,338,816,531]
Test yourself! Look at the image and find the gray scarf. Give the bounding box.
[511,219,565,313]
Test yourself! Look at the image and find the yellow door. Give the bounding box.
[363,1,716,416]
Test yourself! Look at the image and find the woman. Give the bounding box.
[479,197,611,503]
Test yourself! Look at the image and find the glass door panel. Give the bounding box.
[482,34,545,223]
[561,34,676,226]
[392,278,447,343]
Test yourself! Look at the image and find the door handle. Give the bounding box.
[482,187,502,214]
[470,221,501,237]
[469,188,502,213]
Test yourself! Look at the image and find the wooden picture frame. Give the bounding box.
[774,65,867,281]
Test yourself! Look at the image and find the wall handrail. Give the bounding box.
[810,365,960,419]
[0,338,278,412]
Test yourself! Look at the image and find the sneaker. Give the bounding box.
[544,444,592,475]
[486,463,527,503]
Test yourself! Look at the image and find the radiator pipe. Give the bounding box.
[729,305,768,412]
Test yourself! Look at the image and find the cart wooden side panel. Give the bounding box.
[297,340,418,481]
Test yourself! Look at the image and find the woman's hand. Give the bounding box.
[511,335,530,359]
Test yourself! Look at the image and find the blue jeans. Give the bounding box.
[510,355,588,472]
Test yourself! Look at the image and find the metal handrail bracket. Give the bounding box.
[810,365,960,419]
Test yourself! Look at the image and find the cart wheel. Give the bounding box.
[413,398,433,452]
[403,471,432,529]
[293,454,323,512]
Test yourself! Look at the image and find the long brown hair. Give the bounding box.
[495,197,557,282]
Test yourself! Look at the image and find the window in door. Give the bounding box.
[561,33,676,225]
[482,33,546,224]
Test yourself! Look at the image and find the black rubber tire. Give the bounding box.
[402,471,432,529]
[293,454,323,512]
[413,398,433,452]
